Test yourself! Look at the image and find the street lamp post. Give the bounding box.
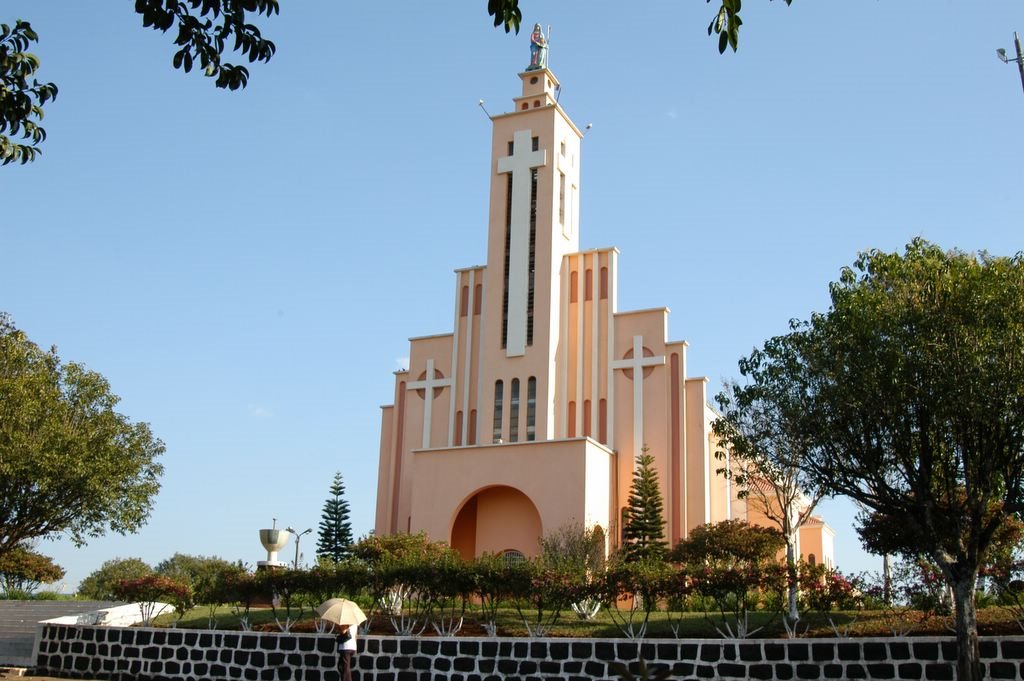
[996,31,1024,95]
[286,526,313,569]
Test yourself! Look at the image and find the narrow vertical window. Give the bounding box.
[493,380,504,443]
[583,399,592,437]
[469,409,477,445]
[454,411,463,446]
[527,160,538,346]
[599,398,607,443]
[585,268,593,301]
[474,283,482,315]
[568,401,576,438]
[509,378,520,443]
[558,171,566,225]
[570,270,578,303]
[460,285,469,317]
[502,173,512,349]
[526,377,537,441]
[600,267,608,300]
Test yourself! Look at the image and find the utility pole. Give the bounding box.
[996,32,1024,95]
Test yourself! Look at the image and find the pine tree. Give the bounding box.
[621,448,668,562]
[316,471,353,562]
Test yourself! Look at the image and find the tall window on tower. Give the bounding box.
[509,378,520,443]
[526,136,538,347]
[493,380,504,443]
[526,377,537,441]
[501,145,513,349]
[558,171,566,226]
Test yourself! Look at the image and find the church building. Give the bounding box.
[374,34,834,566]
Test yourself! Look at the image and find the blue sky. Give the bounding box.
[3,2,1022,592]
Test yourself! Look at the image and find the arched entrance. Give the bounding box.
[450,485,542,560]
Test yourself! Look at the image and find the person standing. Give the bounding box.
[337,624,357,681]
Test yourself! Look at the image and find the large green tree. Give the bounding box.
[316,471,353,562]
[734,240,1024,681]
[713,361,827,624]
[621,449,668,562]
[0,20,57,165]
[2,1,278,164]
[0,314,165,559]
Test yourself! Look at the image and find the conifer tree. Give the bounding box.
[316,471,353,562]
[621,448,668,562]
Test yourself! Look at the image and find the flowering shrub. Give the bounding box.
[114,574,192,625]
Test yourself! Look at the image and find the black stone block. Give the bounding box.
[989,661,1017,679]
[939,642,957,662]
[671,662,695,677]
[84,642,96,656]
[280,636,298,651]
[481,640,498,657]
[537,660,560,674]
[773,663,794,680]
[70,641,83,654]
[843,663,867,679]
[923,663,954,680]
[403,639,422,655]
[394,655,411,670]
[617,641,639,661]
[979,640,998,659]
[571,641,593,659]
[211,663,228,676]
[194,662,209,675]
[584,661,606,677]
[136,630,152,645]
[435,657,451,671]
[812,643,835,662]
[750,663,774,679]
[299,637,317,652]
[518,660,538,674]
[1002,640,1024,659]
[867,662,896,679]
[788,643,809,661]
[317,637,335,653]
[719,662,746,677]
[796,663,820,679]
[897,662,923,679]
[459,640,480,656]
[143,645,160,660]
[739,643,762,662]
[269,651,286,666]
[498,659,519,674]
[699,644,720,662]
[695,663,716,678]
[765,643,786,661]
[562,660,582,674]
[479,658,496,673]
[549,641,569,660]
[80,627,95,641]
[888,641,910,660]
[822,663,844,679]
[412,656,431,670]
[594,641,615,660]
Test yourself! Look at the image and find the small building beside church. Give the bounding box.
[374,35,834,566]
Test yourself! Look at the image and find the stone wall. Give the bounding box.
[32,624,1024,681]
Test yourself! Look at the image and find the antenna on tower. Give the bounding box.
[583,123,593,137]
[478,99,493,119]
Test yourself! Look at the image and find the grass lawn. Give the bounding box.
[153,604,1024,638]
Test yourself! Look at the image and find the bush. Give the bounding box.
[78,557,152,600]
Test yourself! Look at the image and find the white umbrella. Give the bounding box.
[316,598,367,626]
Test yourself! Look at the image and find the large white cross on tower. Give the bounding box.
[497,129,546,357]
[611,335,666,461]
[407,358,451,449]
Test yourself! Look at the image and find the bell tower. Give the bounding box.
[479,62,584,439]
